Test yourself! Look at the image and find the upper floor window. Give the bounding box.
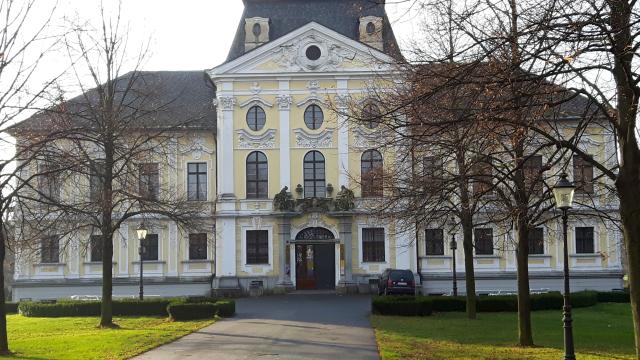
[187,163,207,201]
[424,156,443,192]
[472,160,493,196]
[246,230,269,265]
[90,235,103,262]
[523,155,543,195]
[141,234,159,261]
[362,103,380,129]
[425,228,444,255]
[189,233,208,260]
[246,151,268,199]
[575,227,595,254]
[304,151,325,198]
[246,106,266,131]
[474,228,493,255]
[363,228,385,263]
[304,104,324,130]
[38,163,60,201]
[41,236,60,264]
[573,155,594,194]
[361,149,383,197]
[139,163,159,201]
[528,227,544,255]
[89,160,105,202]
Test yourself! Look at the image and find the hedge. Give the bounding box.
[168,303,217,320]
[112,299,173,316]
[214,300,236,317]
[371,296,433,316]
[5,303,18,314]
[571,291,598,308]
[597,291,630,303]
[19,301,100,317]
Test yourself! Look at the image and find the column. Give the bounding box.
[276,217,294,290]
[215,82,236,196]
[278,80,292,189]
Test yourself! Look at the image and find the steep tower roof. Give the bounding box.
[225,0,402,62]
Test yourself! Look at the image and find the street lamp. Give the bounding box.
[136,222,148,301]
[552,173,576,360]
[449,217,458,297]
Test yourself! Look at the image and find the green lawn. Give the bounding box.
[0,315,214,360]
[372,303,634,360]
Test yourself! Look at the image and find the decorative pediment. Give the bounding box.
[296,94,328,108]
[180,135,214,160]
[293,128,334,148]
[352,127,380,149]
[209,22,395,77]
[239,96,274,109]
[236,129,277,149]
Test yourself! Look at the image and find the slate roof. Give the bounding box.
[11,71,216,134]
[226,0,403,62]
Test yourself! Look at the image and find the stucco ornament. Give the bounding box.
[293,128,334,148]
[335,186,355,211]
[276,94,292,110]
[214,96,236,110]
[273,186,295,212]
[236,129,277,149]
[272,34,357,72]
[180,135,214,160]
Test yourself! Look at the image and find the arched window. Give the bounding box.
[361,149,383,197]
[246,151,268,199]
[303,151,325,198]
[362,103,380,129]
[246,106,266,131]
[304,104,324,130]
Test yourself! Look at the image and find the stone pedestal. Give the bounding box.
[211,276,243,298]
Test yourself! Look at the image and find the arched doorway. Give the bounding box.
[295,227,336,290]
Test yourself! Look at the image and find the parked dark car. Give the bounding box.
[378,269,415,295]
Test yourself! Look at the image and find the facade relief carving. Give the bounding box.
[293,128,334,148]
[272,34,358,72]
[236,129,277,149]
[351,126,380,149]
[214,96,236,110]
[276,94,292,110]
[180,135,214,160]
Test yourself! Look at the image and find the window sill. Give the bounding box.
[529,254,551,258]
[245,263,271,266]
[474,255,499,259]
[34,263,65,267]
[421,255,451,259]
[570,253,599,258]
[83,262,118,265]
[181,259,214,264]
[362,261,387,264]
[242,198,272,202]
[132,261,166,264]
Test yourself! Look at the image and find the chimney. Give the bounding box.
[245,17,270,52]
[359,16,384,51]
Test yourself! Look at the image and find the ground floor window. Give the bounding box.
[90,235,103,262]
[424,228,444,255]
[189,233,207,260]
[142,234,159,261]
[363,228,385,262]
[575,227,595,254]
[474,228,493,255]
[528,228,544,255]
[246,230,269,264]
[41,236,60,263]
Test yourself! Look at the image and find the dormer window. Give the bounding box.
[245,17,270,52]
[359,16,384,50]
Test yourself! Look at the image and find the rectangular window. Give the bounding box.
[474,228,493,255]
[472,161,493,196]
[90,235,103,262]
[187,163,207,201]
[523,155,543,195]
[363,228,385,262]
[528,228,544,255]
[89,160,105,202]
[41,236,60,263]
[573,156,594,194]
[575,227,595,254]
[423,156,443,192]
[38,163,60,201]
[189,233,208,260]
[139,163,160,200]
[424,228,444,255]
[141,234,159,261]
[246,230,269,264]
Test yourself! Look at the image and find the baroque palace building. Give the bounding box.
[11,0,624,300]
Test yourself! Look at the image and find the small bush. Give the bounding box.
[597,291,630,303]
[215,300,236,317]
[571,291,598,308]
[428,296,467,312]
[371,296,433,316]
[168,303,217,321]
[5,302,18,314]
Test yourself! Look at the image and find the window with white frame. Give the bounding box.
[363,228,385,262]
[424,228,444,255]
[528,228,544,255]
[246,230,269,264]
[141,234,159,261]
[575,227,595,254]
[187,163,207,201]
[41,236,60,263]
[189,233,208,260]
[90,235,103,262]
[474,228,493,255]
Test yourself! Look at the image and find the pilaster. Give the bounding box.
[278,80,292,189]
[275,216,294,292]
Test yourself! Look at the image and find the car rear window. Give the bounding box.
[390,270,414,281]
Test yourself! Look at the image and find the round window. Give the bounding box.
[366,22,376,35]
[305,45,322,61]
[304,104,324,130]
[246,106,266,131]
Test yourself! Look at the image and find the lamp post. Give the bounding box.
[136,222,148,301]
[552,173,576,360]
[449,217,458,297]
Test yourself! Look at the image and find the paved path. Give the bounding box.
[135,294,379,360]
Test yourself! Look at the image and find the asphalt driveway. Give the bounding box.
[134,294,379,360]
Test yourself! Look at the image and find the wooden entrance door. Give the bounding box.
[295,243,336,290]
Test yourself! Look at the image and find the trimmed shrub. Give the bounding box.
[428,296,467,312]
[215,300,236,317]
[168,303,217,321]
[371,296,433,316]
[571,291,598,308]
[477,296,518,312]
[184,296,219,304]
[5,302,18,314]
[531,292,564,311]
[597,291,630,303]
[19,301,101,317]
[112,299,173,316]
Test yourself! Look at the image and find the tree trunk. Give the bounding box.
[99,141,115,328]
[0,219,9,354]
[461,213,477,319]
[516,223,534,346]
